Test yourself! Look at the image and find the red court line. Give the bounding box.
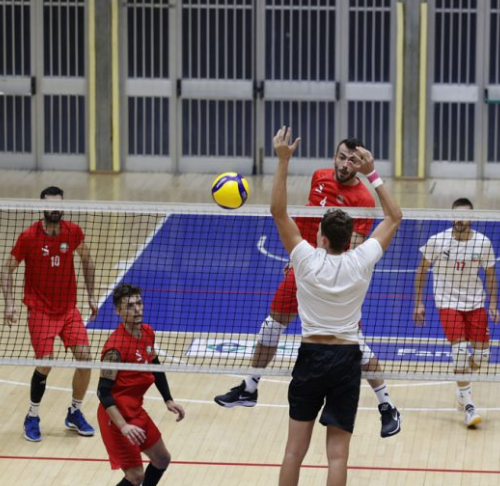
[0,456,499,475]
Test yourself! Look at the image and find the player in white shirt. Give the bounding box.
[413,198,499,428]
[271,126,402,486]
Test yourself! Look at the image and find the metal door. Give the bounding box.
[122,0,397,175]
[484,0,500,177]
[427,0,500,178]
[0,0,87,171]
[0,0,35,168]
[177,0,255,174]
[122,0,174,171]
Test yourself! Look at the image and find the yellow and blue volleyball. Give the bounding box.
[211,172,250,210]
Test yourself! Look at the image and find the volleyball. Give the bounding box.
[211,172,250,209]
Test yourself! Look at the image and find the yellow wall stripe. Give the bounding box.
[111,0,120,172]
[418,3,428,179]
[395,2,404,178]
[88,0,96,172]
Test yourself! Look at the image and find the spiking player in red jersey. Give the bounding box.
[215,138,401,438]
[97,284,185,486]
[1,186,97,442]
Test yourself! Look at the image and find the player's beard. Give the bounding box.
[335,169,356,184]
[453,221,470,234]
[44,211,63,224]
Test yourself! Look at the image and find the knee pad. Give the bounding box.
[257,317,287,347]
[451,342,469,371]
[358,332,375,366]
[471,347,490,367]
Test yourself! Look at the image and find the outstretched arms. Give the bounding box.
[351,148,403,252]
[270,126,302,255]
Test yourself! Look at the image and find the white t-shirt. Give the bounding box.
[290,238,384,341]
[419,228,496,310]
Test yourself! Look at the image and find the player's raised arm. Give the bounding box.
[97,349,146,446]
[270,126,302,255]
[1,254,20,326]
[351,148,403,251]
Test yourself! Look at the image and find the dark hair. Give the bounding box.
[335,138,364,155]
[40,186,64,199]
[113,283,142,308]
[321,209,354,253]
[452,198,473,209]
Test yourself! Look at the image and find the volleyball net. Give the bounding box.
[1,199,500,382]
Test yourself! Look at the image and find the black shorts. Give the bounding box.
[288,343,362,433]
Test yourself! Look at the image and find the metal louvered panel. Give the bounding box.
[39,0,86,169]
[179,0,254,173]
[0,0,34,167]
[262,0,338,175]
[124,0,173,171]
[342,0,394,174]
[429,0,481,177]
[486,0,500,172]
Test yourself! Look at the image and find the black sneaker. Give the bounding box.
[214,381,258,408]
[378,403,401,438]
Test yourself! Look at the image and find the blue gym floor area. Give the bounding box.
[88,216,500,364]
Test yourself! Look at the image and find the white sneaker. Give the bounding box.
[464,404,482,428]
[455,389,466,411]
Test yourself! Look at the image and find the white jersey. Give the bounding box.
[419,228,496,311]
[290,238,383,342]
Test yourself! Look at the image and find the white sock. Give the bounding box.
[28,402,40,417]
[373,383,395,407]
[244,375,261,393]
[70,398,83,413]
[458,385,474,407]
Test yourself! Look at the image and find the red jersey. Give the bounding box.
[11,220,84,315]
[295,168,375,245]
[101,324,156,420]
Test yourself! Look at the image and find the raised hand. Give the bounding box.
[351,146,375,175]
[273,126,301,161]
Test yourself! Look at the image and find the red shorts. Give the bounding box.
[97,405,162,470]
[27,308,89,358]
[438,308,489,343]
[270,268,298,316]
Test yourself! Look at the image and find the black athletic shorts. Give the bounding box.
[288,343,362,433]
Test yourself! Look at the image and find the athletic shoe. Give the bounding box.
[464,404,482,428]
[65,408,95,436]
[456,388,466,411]
[378,403,402,438]
[23,415,42,442]
[214,381,258,408]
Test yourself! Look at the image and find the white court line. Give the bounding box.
[3,377,500,412]
[257,235,288,263]
[228,374,455,388]
[257,235,416,273]
[92,214,172,313]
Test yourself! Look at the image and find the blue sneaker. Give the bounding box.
[65,408,95,436]
[23,415,42,442]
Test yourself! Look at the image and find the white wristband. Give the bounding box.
[371,177,384,189]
